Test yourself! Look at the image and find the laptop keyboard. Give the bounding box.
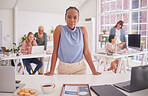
[123,85,130,90]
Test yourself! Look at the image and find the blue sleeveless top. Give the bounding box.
[58,25,84,63]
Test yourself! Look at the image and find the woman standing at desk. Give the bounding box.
[21,32,43,75]
[110,20,126,49]
[34,26,47,75]
[45,6,101,75]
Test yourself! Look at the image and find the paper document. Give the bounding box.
[64,86,78,96]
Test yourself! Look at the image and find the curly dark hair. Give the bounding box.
[65,6,79,17]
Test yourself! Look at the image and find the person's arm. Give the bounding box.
[122,29,127,48]
[44,33,47,50]
[44,25,61,75]
[33,40,38,46]
[109,28,113,35]
[81,26,101,75]
[21,40,28,54]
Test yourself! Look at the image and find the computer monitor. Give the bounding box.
[128,34,141,49]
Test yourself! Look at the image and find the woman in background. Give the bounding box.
[110,20,126,49]
[21,32,43,75]
[45,6,101,75]
[106,35,124,73]
[34,26,47,75]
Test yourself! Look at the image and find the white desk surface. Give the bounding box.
[94,50,147,73]
[0,53,52,60]
[4,74,146,96]
[0,53,52,74]
[94,50,147,59]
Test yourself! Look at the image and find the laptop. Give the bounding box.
[113,65,148,93]
[32,46,44,54]
[0,66,25,93]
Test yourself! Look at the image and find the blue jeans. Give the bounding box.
[23,58,43,75]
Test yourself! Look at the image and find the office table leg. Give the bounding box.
[146,53,147,65]
[97,57,103,71]
[46,57,51,73]
[141,54,145,66]
[116,58,123,73]
[7,60,10,66]
[126,56,131,71]
[20,59,26,75]
[103,58,107,71]
[122,59,127,73]
[13,59,18,72]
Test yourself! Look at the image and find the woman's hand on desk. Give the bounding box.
[92,71,101,75]
[27,51,31,54]
[44,71,54,76]
[122,42,126,46]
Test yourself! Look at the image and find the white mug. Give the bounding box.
[41,83,55,94]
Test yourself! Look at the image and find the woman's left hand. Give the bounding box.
[44,71,54,76]
[92,71,101,75]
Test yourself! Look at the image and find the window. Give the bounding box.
[98,0,129,49]
[97,0,148,61]
[0,21,2,48]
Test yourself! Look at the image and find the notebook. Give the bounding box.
[90,85,127,96]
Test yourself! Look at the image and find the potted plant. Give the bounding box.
[12,43,17,53]
[50,26,54,41]
[50,26,54,35]
[12,34,27,56]
[103,30,107,34]
[141,40,146,51]
[5,49,12,56]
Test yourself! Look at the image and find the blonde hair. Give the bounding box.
[26,32,34,46]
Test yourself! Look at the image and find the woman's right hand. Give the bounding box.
[27,51,31,54]
[44,71,54,76]
[92,71,101,75]
[122,42,126,46]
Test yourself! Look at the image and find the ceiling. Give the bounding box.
[0,0,86,14]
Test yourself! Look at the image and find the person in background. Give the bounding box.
[34,26,47,75]
[106,35,124,73]
[110,20,126,49]
[21,32,43,75]
[45,6,101,75]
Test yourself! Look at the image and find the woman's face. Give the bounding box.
[65,9,79,30]
[28,34,34,42]
[117,24,122,29]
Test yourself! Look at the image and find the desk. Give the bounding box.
[94,50,147,73]
[0,53,52,74]
[1,74,148,96]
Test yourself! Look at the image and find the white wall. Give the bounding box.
[79,0,97,53]
[78,18,95,55]
[79,0,97,22]
[0,9,13,49]
[17,11,65,44]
